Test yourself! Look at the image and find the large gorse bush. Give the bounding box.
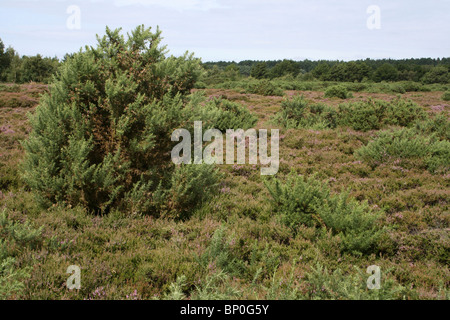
[22,25,240,216]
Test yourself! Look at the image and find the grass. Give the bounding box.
[0,83,449,300]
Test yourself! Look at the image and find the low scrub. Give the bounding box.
[275,96,427,132]
[189,94,257,131]
[413,112,450,141]
[442,91,450,101]
[355,128,450,173]
[274,95,337,129]
[264,172,384,255]
[338,98,427,131]
[0,209,43,299]
[152,164,222,220]
[246,79,284,96]
[304,263,408,300]
[324,85,352,99]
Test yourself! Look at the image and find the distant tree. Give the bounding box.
[397,69,417,81]
[19,54,59,83]
[373,63,398,82]
[4,48,21,83]
[250,62,268,79]
[326,63,347,81]
[224,63,240,81]
[239,65,252,76]
[0,38,12,81]
[311,62,331,80]
[269,59,301,78]
[345,62,371,82]
[323,62,371,82]
[422,66,449,84]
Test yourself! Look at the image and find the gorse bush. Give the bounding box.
[304,263,408,300]
[394,81,424,92]
[0,209,43,299]
[163,272,242,300]
[274,96,427,132]
[197,226,246,276]
[384,98,427,127]
[319,192,384,254]
[153,163,222,219]
[424,140,450,174]
[413,112,450,141]
[442,91,450,101]
[190,94,257,131]
[264,172,384,254]
[246,79,284,96]
[356,128,450,173]
[265,173,330,230]
[338,98,426,131]
[338,99,388,131]
[274,95,337,129]
[355,128,431,166]
[22,25,226,216]
[214,78,284,96]
[324,85,352,99]
[344,82,367,92]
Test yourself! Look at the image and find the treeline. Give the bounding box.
[2,35,450,86]
[202,58,450,84]
[0,38,59,83]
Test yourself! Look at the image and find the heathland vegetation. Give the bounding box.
[0,26,448,299]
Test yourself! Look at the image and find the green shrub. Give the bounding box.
[22,25,220,216]
[338,99,388,131]
[344,83,367,92]
[397,81,423,92]
[304,263,408,300]
[425,140,450,174]
[274,95,337,129]
[164,272,242,300]
[356,128,449,173]
[385,98,427,127]
[193,81,207,89]
[324,85,352,99]
[265,173,384,254]
[442,91,450,101]
[0,209,43,299]
[153,164,222,219]
[264,173,330,230]
[198,226,246,276]
[389,83,406,94]
[319,192,384,254]
[338,98,426,131]
[246,79,284,96]
[194,96,257,131]
[413,112,450,140]
[355,128,431,166]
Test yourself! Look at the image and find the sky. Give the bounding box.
[0,0,449,62]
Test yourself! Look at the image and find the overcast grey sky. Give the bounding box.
[0,0,449,61]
